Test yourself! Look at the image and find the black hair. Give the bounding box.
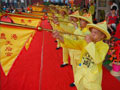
[111,6,117,11]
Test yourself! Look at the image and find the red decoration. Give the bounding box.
[28,20,32,23]
[11,34,18,40]
[21,19,25,23]
[5,52,13,56]
[5,41,13,45]
[0,33,6,40]
[5,46,13,51]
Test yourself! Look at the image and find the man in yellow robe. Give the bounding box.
[67,13,93,87]
[49,8,70,67]
[58,9,70,67]
[58,15,78,67]
[50,17,64,49]
[52,21,111,90]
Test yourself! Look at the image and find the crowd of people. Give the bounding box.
[0,5,26,13]
[48,4,110,90]
[47,2,120,89]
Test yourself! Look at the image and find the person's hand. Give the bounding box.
[72,22,78,28]
[52,30,60,38]
[52,31,64,42]
[85,35,93,43]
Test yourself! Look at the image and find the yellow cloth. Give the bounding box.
[0,12,2,17]
[63,48,69,64]
[73,27,90,40]
[58,16,69,22]
[47,13,53,17]
[62,38,109,90]
[58,16,70,65]
[0,24,35,76]
[9,15,41,27]
[25,32,35,50]
[21,12,44,18]
[32,6,44,11]
[68,27,90,80]
[50,21,64,32]
[68,27,90,65]
[50,21,69,64]
[55,13,61,18]
[61,22,76,64]
[50,9,55,13]
[59,22,74,34]
[31,11,45,15]
[67,23,76,33]
[65,21,80,34]
[89,5,95,15]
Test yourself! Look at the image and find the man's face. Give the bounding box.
[68,10,72,14]
[111,10,116,13]
[61,11,66,16]
[83,10,87,13]
[72,17,78,22]
[90,28,106,42]
[80,19,88,28]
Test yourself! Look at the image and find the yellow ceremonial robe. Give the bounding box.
[68,27,90,81]
[60,21,79,65]
[60,22,75,65]
[58,15,69,22]
[58,17,70,65]
[62,38,109,90]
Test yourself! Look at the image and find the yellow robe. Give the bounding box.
[59,21,75,64]
[58,15,69,22]
[68,27,90,79]
[60,21,80,65]
[62,38,109,90]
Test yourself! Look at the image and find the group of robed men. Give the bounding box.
[47,5,111,90]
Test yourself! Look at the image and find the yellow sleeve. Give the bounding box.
[60,23,75,33]
[61,38,87,50]
[57,25,65,32]
[50,21,55,30]
[47,13,52,17]
[59,22,69,32]
[85,41,109,64]
[50,22,64,32]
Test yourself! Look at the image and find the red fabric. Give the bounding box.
[108,15,118,24]
[114,23,120,39]
[0,20,120,90]
[0,15,13,23]
[27,7,30,11]
[102,67,120,90]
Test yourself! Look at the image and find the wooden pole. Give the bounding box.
[0,22,85,37]
[38,27,85,37]
[7,13,43,19]
[0,21,37,29]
